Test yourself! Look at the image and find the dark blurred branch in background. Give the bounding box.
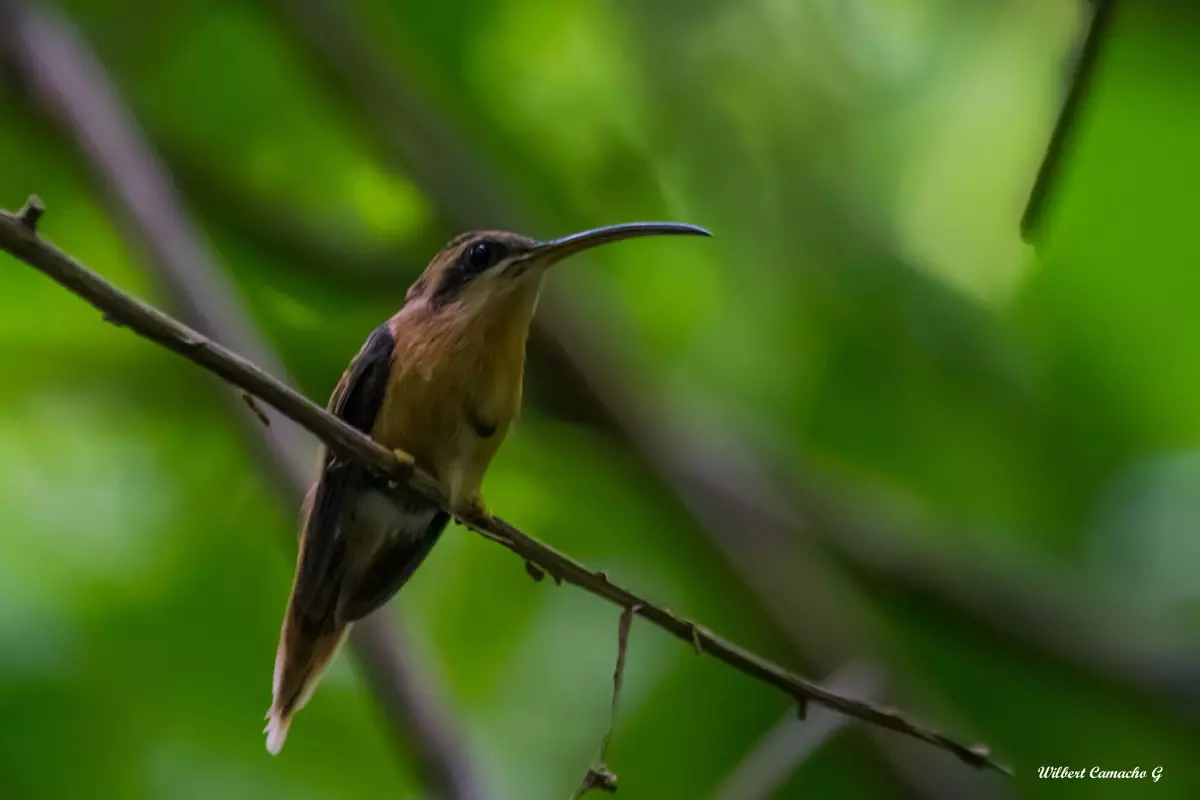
[158,140,437,287]
[0,201,1010,775]
[270,0,521,230]
[1022,0,1112,242]
[785,465,1200,726]
[0,2,483,797]
[265,0,1200,744]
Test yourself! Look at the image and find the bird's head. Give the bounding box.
[406,222,711,316]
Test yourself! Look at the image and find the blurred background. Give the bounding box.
[1,0,1197,797]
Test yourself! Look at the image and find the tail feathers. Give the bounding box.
[264,709,291,756]
[265,619,348,755]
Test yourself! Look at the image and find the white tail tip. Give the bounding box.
[264,709,290,755]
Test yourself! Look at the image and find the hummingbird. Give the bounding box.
[266,221,710,753]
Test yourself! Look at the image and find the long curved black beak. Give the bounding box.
[529,222,711,267]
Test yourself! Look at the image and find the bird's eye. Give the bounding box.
[466,240,505,271]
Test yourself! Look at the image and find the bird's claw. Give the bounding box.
[384,449,416,490]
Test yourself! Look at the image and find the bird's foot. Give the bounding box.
[391,448,415,469]
[383,449,416,490]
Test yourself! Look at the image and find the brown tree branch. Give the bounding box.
[0,201,1009,775]
[0,2,482,796]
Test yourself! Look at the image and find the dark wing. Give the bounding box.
[290,323,395,634]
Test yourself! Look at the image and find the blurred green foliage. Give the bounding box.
[1,0,1198,797]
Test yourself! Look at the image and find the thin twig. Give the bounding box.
[0,2,481,795]
[573,605,639,798]
[607,607,637,760]
[0,203,1009,775]
[241,391,272,427]
[15,193,43,231]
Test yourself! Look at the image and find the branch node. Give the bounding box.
[16,195,44,232]
[241,391,271,426]
[689,623,704,655]
[968,743,1011,775]
[574,764,618,796]
[525,560,545,582]
[796,696,809,720]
